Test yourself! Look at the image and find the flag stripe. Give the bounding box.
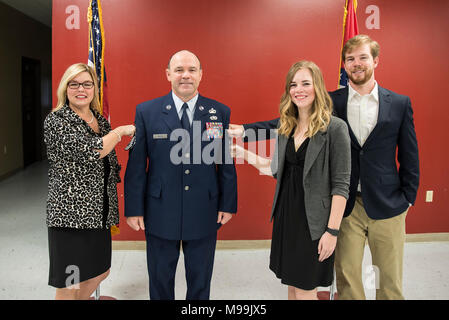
[88,0,109,120]
[88,1,117,235]
[338,0,359,88]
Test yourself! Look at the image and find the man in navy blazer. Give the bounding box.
[228,35,419,299]
[124,50,237,300]
[331,35,419,300]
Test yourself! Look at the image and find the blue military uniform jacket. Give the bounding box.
[124,92,237,240]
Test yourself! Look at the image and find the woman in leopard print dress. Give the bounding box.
[44,63,135,300]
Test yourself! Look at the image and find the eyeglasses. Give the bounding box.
[67,81,95,89]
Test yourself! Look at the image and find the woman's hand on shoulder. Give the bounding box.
[118,124,136,137]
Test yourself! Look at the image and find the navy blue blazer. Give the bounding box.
[124,92,237,240]
[243,85,419,220]
[331,86,419,219]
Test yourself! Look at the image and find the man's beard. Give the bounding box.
[347,67,373,85]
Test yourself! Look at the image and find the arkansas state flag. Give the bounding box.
[338,0,359,88]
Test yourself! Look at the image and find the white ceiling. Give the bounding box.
[0,0,52,27]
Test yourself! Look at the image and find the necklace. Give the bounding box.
[294,126,307,139]
[86,110,94,124]
[293,126,308,150]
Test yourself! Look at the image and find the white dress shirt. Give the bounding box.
[172,92,198,125]
[347,81,379,191]
[347,81,379,147]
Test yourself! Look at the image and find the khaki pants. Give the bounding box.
[335,196,408,300]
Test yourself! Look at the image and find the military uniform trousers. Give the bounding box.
[145,231,217,300]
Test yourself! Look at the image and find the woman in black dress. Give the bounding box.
[44,63,135,299]
[231,61,351,300]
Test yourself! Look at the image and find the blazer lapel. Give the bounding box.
[193,95,210,121]
[334,88,361,150]
[363,86,391,147]
[161,93,181,132]
[333,88,349,122]
[62,104,84,125]
[303,131,326,178]
[192,95,210,143]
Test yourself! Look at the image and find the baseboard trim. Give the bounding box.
[216,240,272,250]
[405,233,449,242]
[111,240,272,251]
[0,167,22,182]
[112,241,146,251]
[112,233,449,251]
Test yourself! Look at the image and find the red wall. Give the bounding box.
[52,0,449,240]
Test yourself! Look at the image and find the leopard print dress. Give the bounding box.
[43,104,121,229]
[44,104,122,288]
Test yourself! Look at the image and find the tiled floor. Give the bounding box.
[1,161,448,300]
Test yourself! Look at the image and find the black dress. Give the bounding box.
[48,157,112,289]
[269,136,334,290]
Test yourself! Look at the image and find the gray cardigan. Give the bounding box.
[270,116,351,240]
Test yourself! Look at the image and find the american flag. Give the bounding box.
[338,0,359,88]
[88,0,119,236]
[88,0,110,120]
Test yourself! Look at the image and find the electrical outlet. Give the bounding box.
[425,191,433,202]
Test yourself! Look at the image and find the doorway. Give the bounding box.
[21,57,42,167]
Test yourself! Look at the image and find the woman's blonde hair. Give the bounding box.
[278,60,332,137]
[53,63,100,113]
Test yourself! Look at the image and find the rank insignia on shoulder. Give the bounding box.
[125,135,136,151]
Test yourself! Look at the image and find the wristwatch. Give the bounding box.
[326,227,339,237]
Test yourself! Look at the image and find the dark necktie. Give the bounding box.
[181,103,191,130]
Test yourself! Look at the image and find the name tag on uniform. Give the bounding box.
[153,133,168,139]
[206,122,223,139]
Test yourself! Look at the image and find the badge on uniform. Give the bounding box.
[153,133,168,139]
[206,122,223,139]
